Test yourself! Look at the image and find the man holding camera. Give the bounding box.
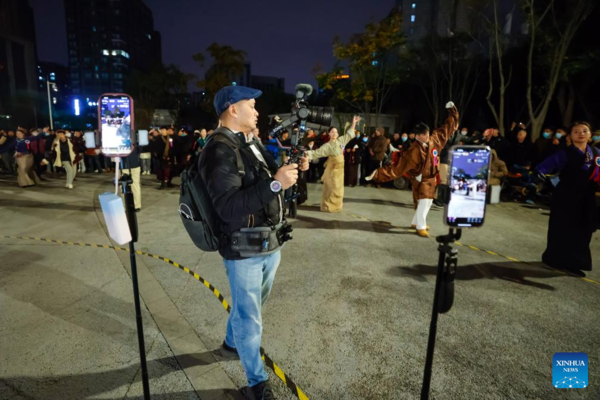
[200,86,308,399]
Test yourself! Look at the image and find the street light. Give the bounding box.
[46,78,58,129]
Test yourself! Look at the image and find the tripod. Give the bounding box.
[119,174,151,400]
[420,228,461,400]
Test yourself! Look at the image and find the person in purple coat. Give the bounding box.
[536,122,599,276]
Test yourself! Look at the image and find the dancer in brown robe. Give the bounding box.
[367,103,460,237]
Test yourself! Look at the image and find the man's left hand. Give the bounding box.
[299,155,309,171]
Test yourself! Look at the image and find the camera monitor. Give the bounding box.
[444,146,491,228]
[99,94,134,156]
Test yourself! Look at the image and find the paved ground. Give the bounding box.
[0,171,599,400]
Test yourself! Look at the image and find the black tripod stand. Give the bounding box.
[420,228,461,400]
[119,174,151,400]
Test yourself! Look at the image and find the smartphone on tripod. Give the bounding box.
[444,146,492,228]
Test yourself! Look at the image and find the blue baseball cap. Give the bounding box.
[213,86,262,116]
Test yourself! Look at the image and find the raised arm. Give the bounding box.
[431,103,460,150]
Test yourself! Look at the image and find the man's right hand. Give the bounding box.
[274,163,299,190]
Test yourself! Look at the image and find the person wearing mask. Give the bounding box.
[0,130,17,174]
[535,122,598,276]
[542,128,567,161]
[534,127,554,164]
[305,117,360,212]
[52,130,77,189]
[14,129,40,187]
[201,86,308,400]
[401,133,411,151]
[458,127,470,145]
[367,104,460,237]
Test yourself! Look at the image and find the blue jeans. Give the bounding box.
[223,250,281,387]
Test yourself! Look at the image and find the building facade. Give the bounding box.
[64,0,162,98]
[0,0,38,117]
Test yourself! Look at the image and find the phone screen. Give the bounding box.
[100,94,133,156]
[445,146,491,228]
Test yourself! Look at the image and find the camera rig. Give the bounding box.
[267,84,333,215]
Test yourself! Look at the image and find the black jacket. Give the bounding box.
[200,128,283,260]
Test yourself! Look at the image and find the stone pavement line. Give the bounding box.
[1,235,310,400]
[317,209,600,287]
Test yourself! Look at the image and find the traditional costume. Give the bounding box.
[306,128,356,212]
[370,107,459,236]
[536,144,599,273]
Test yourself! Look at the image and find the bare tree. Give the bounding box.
[524,0,595,141]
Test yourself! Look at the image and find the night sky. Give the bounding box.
[29,0,395,93]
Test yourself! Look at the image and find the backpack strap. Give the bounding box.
[205,129,245,177]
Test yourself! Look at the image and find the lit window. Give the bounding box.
[372,60,379,66]
[147,34,151,40]
[111,50,117,56]
[103,49,110,56]
[39,76,44,81]
[412,3,416,9]
[232,81,237,86]
[411,15,416,22]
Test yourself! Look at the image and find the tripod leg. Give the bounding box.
[421,246,446,400]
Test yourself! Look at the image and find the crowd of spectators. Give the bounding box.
[2,121,599,205]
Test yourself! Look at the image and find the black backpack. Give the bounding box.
[179,128,245,251]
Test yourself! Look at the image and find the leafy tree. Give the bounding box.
[317,12,405,131]
[193,43,246,113]
[126,64,192,127]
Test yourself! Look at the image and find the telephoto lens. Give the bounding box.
[307,106,334,126]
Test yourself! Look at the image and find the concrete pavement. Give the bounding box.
[0,171,598,399]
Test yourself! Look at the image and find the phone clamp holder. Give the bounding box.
[420,228,461,400]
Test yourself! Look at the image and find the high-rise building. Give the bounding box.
[64,0,162,98]
[0,0,38,116]
[397,0,526,46]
